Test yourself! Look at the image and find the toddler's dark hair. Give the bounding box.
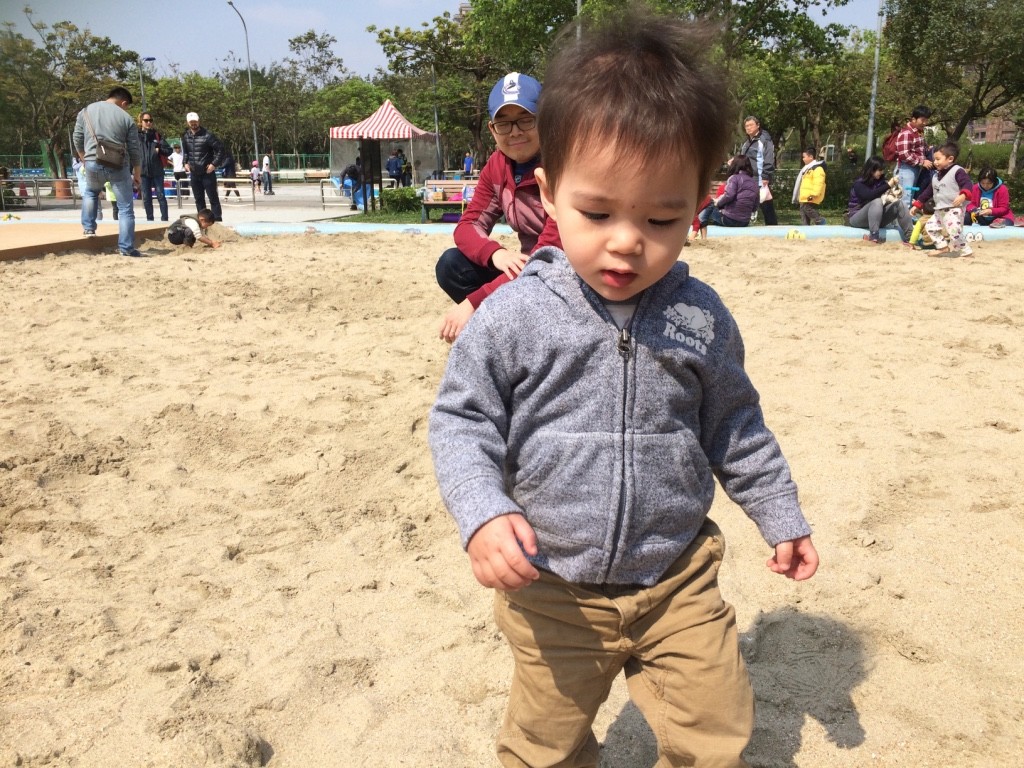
[538,6,734,200]
[936,141,960,160]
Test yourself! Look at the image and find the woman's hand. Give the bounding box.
[490,249,528,280]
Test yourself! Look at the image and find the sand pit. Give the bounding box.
[1,231,1022,766]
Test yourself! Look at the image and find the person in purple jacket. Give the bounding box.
[846,156,913,244]
[698,154,758,228]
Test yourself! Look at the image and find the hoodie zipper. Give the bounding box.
[603,325,632,580]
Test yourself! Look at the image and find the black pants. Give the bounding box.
[190,170,222,221]
[435,247,502,304]
[760,197,778,225]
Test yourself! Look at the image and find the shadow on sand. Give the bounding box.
[600,608,866,767]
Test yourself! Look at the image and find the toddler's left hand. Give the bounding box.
[767,535,818,581]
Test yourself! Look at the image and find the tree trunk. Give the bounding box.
[1008,128,1021,175]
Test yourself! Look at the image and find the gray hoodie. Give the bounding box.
[429,247,810,586]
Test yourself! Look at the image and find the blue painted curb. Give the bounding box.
[231,221,1024,241]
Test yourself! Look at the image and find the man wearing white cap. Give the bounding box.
[181,111,226,221]
[435,72,561,343]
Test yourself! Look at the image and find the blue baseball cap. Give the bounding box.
[488,72,542,120]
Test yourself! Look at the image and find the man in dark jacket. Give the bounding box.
[138,112,172,221]
[740,115,779,225]
[181,111,225,221]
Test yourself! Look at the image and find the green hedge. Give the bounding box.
[1001,171,1024,212]
[381,186,420,213]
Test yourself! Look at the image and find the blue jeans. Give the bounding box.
[896,163,920,203]
[703,207,748,227]
[262,169,273,193]
[81,160,135,252]
[140,174,168,221]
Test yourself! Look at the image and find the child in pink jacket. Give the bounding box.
[966,167,1015,227]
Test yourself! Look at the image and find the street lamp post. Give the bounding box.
[138,56,155,112]
[866,0,884,155]
[227,0,259,164]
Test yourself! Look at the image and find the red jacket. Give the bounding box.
[966,179,1014,222]
[455,149,561,308]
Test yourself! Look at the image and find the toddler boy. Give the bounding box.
[167,208,220,248]
[911,141,973,257]
[430,10,818,767]
[793,147,827,225]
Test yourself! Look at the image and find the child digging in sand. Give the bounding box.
[166,208,220,248]
[429,8,818,767]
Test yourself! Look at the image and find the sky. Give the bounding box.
[1,0,884,80]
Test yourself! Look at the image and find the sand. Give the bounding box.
[1,231,1022,767]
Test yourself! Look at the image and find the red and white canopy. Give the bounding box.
[329,100,434,140]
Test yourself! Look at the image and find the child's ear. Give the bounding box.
[535,168,557,221]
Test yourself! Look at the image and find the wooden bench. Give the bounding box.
[421,180,478,223]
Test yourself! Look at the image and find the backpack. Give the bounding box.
[882,129,900,163]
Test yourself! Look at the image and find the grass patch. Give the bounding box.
[328,209,424,224]
[772,206,848,226]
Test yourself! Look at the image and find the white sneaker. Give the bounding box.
[959,245,974,257]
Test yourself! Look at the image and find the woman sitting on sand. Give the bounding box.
[697,154,758,231]
[847,156,913,244]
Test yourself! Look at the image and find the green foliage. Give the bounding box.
[381,186,420,213]
[958,142,1012,172]
[1000,170,1024,211]
[0,13,138,176]
[4,0,1022,181]
[884,0,1024,139]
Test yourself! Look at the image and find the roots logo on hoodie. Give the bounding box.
[662,302,715,355]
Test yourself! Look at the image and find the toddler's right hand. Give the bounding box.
[439,299,475,344]
[466,514,539,591]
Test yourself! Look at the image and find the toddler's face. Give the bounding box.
[536,142,699,302]
[933,150,954,170]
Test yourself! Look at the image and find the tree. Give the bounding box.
[370,10,507,158]
[884,0,1024,140]
[303,78,394,153]
[287,31,347,90]
[0,11,138,176]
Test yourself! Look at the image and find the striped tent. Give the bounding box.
[328,100,440,185]
[329,100,432,140]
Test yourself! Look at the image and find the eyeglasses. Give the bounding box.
[491,116,537,135]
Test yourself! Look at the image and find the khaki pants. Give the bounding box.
[493,520,753,768]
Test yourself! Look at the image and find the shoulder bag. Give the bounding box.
[82,105,127,170]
